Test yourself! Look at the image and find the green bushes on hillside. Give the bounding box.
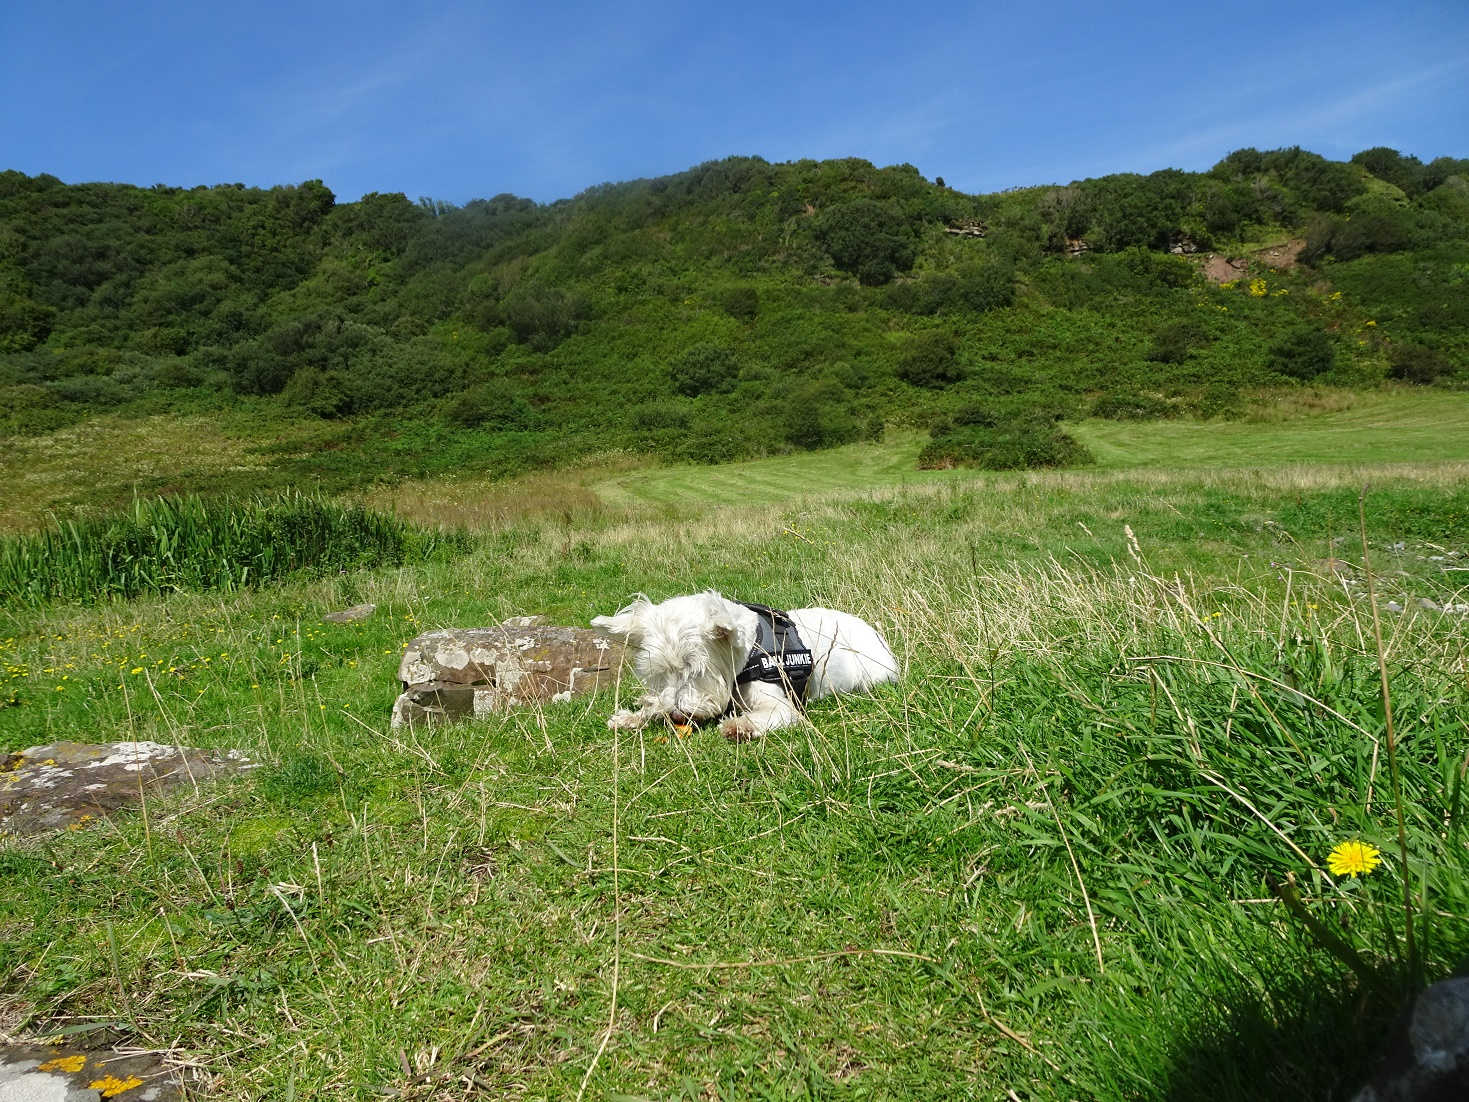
[1,143,1466,488]
[813,199,917,285]
[919,403,1092,470]
[1268,326,1337,381]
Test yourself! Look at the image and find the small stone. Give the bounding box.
[322,603,376,623]
[1384,601,1404,613]
[1418,598,1442,612]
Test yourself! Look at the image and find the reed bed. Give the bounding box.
[0,492,469,606]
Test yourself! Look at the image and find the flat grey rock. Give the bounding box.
[0,1041,183,1100]
[1,740,257,838]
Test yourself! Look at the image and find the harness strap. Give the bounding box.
[732,601,813,707]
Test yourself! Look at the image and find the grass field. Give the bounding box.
[1079,390,1469,470]
[589,389,1469,513]
[2,394,1469,1100]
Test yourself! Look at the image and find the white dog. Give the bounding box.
[591,591,898,741]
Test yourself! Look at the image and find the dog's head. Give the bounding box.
[592,591,756,723]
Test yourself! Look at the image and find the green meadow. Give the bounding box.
[2,393,1467,1099]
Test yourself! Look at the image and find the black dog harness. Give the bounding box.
[733,602,813,706]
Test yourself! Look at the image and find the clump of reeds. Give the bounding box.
[0,491,469,606]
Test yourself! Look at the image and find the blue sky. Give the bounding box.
[4,1,1466,205]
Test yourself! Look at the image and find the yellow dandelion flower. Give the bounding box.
[130,667,144,675]
[1327,839,1381,878]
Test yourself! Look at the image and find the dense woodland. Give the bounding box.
[2,145,1466,483]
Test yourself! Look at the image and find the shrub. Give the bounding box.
[1304,197,1425,262]
[1190,380,1247,419]
[442,382,536,429]
[718,286,759,321]
[49,373,128,408]
[1351,147,1425,196]
[1147,320,1207,364]
[814,199,916,285]
[281,366,354,418]
[1200,182,1248,237]
[896,331,962,388]
[783,379,860,450]
[501,283,589,349]
[920,407,1092,470]
[0,292,55,351]
[885,267,1012,318]
[669,343,738,397]
[1387,343,1453,385]
[1268,327,1336,381]
[0,382,75,435]
[883,260,1015,317]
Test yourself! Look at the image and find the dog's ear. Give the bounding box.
[701,592,739,646]
[592,596,649,640]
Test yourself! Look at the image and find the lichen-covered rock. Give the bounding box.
[1353,975,1469,1102]
[1,740,257,838]
[0,1039,186,1100]
[391,618,626,727]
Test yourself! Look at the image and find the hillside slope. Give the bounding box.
[2,146,1466,500]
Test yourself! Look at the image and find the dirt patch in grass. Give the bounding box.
[1201,238,1306,283]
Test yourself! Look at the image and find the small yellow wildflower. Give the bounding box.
[130,667,143,675]
[1327,840,1382,878]
[1365,320,1376,327]
[1248,278,1268,297]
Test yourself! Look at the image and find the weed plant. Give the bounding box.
[1,460,1467,1099]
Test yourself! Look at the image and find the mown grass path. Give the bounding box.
[1078,390,1469,469]
[592,391,1469,510]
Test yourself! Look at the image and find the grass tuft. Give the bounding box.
[0,491,469,607]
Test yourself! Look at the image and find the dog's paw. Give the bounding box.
[607,709,647,731]
[719,715,761,743]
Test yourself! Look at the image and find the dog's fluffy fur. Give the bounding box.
[592,591,898,740]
